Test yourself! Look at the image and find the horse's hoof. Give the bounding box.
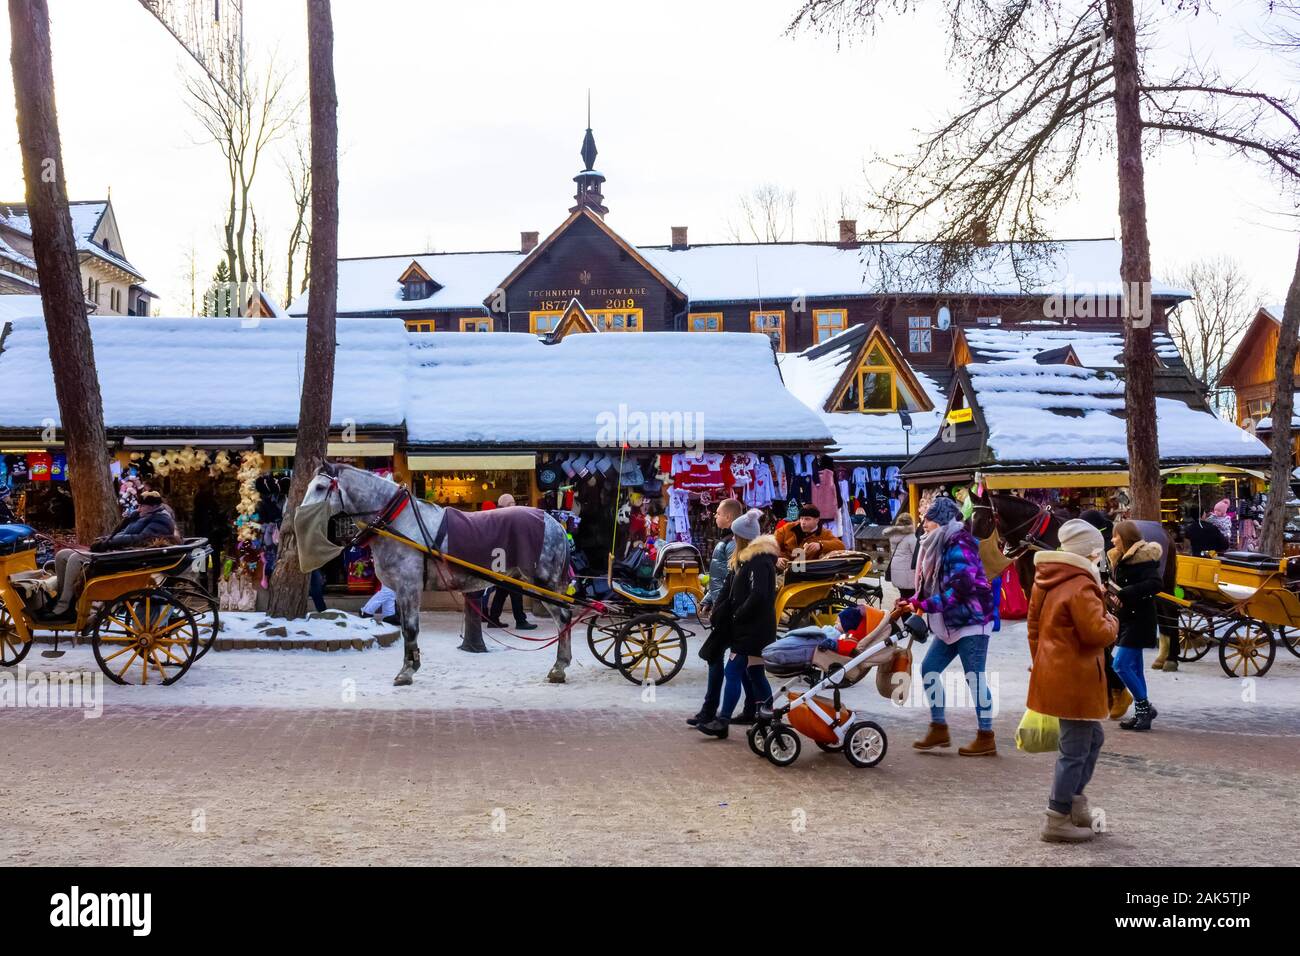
[393,671,414,687]
[546,667,566,684]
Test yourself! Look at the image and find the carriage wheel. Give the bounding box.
[92,588,199,686]
[0,605,32,667]
[163,577,220,660]
[787,596,854,631]
[585,614,625,669]
[613,613,688,686]
[1277,626,1300,659]
[1218,619,1276,678]
[765,726,802,767]
[844,721,888,768]
[1176,607,1214,662]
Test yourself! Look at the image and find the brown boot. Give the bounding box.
[1108,688,1133,721]
[958,729,997,756]
[912,722,951,751]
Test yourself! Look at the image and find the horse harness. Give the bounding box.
[971,500,1055,560]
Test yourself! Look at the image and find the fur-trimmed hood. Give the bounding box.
[1109,539,1163,568]
[734,534,780,563]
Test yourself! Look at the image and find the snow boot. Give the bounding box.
[695,718,729,739]
[1151,636,1169,670]
[1119,699,1157,731]
[1108,688,1133,721]
[1041,809,1095,844]
[959,729,998,756]
[1071,794,1096,830]
[912,722,951,751]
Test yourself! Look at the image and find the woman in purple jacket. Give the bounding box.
[903,496,998,756]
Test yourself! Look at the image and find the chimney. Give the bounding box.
[837,219,858,249]
[521,231,539,254]
[670,226,689,250]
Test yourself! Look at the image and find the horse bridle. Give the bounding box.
[971,499,1054,560]
[316,465,414,552]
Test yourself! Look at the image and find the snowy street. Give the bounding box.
[2,611,1297,866]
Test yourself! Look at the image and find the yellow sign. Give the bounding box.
[946,407,973,424]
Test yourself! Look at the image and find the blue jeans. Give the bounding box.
[920,632,993,731]
[1112,645,1148,700]
[719,654,771,720]
[701,656,754,720]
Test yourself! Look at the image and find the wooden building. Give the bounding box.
[1218,305,1298,462]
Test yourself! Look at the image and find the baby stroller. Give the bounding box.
[748,605,928,768]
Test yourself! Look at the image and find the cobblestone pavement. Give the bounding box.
[2,699,1296,866]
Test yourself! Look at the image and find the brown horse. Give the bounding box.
[969,489,1179,644]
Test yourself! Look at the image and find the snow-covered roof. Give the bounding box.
[405,331,830,447]
[287,251,525,316]
[964,362,1266,465]
[0,200,144,280]
[961,326,1183,367]
[296,237,1190,316]
[778,325,948,459]
[0,316,408,431]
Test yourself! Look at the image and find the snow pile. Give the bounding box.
[967,362,1268,464]
[0,315,409,430]
[963,326,1182,367]
[287,250,525,315]
[405,331,831,446]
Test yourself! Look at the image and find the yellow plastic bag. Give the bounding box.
[1015,709,1060,754]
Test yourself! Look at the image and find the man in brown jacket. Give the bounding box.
[775,504,844,571]
[1027,518,1119,844]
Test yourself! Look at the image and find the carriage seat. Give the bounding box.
[783,552,871,583]
[651,542,703,579]
[82,538,206,579]
[0,524,37,556]
[1218,551,1283,572]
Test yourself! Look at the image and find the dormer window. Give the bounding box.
[397,260,440,301]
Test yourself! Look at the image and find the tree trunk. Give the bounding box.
[1257,240,1300,555]
[266,0,338,619]
[9,0,118,543]
[1111,0,1159,521]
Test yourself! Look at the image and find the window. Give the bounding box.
[460,317,492,332]
[750,311,786,351]
[530,312,563,334]
[687,312,723,332]
[402,279,435,301]
[404,320,434,333]
[813,309,847,343]
[841,344,898,412]
[1246,398,1272,421]
[976,315,1002,326]
[907,316,932,353]
[590,309,643,332]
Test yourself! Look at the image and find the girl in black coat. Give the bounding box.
[1107,520,1163,731]
[697,517,779,739]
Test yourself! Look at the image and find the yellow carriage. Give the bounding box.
[583,542,882,686]
[0,523,214,685]
[1163,551,1300,677]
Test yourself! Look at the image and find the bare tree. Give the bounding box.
[184,46,299,305]
[9,0,119,542]
[266,0,338,619]
[1167,257,1260,415]
[283,129,312,307]
[789,0,1300,519]
[727,183,798,242]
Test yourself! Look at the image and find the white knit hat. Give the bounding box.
[1058,519,1104,559]
[730,508,763,540]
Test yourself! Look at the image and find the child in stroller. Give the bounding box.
[749,604,928,768]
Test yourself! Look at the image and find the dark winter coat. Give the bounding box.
[1183,518,1228,557]
[712,535,780,657]
[97,504,179,551]
[1108,540,1163,649]
[698,569,735,665]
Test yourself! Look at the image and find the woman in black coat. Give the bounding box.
[1107,520,1163,731]
[697,510,778,739]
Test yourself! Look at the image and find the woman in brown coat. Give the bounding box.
[1027,519,1119,844]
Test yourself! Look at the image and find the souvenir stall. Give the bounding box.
[0,447,75,547]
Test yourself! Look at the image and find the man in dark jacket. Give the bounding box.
[37,490,180,622]
[1182,505,1228,556]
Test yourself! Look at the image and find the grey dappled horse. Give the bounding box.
[300,463,574,686]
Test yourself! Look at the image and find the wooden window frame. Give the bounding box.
[687,312,724,332]
[750,310,787,351]
[404,320,434,333]
[588,308,644,332]
[813,308,847,343]
[907,315,933,354]
[856,362,898,412]
[529,311,563,334]
[459,317,492,332]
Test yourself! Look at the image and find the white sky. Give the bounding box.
[0,0,1296,313]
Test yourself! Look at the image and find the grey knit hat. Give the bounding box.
[730,508,763,540]
[924,496,962,525]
